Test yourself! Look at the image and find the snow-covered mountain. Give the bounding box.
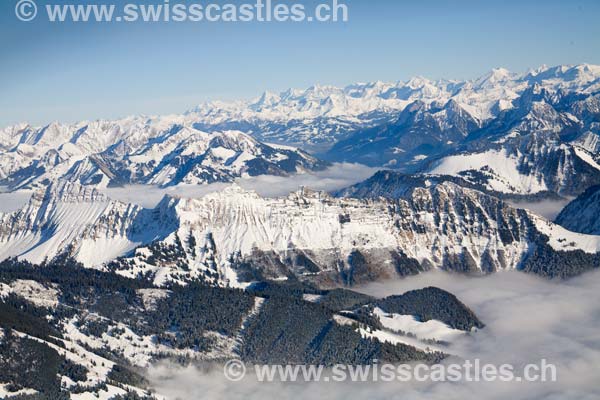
[187,64,600,152]
[0,122,327,190]
[2,63,600,284]
[418,84,600,197]
[0,181,176,265]
[186,80,455,152]
[3,64,600,398]
[425,139,600,197]
[335,171,493,199]
[322,64,600,197]
[2,180,598,288]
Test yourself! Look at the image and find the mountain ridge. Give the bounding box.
[2,180,599,286]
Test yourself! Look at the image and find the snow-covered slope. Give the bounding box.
[425,139,600,197]
[2,258,465,396]
[416,84,600,197]
[322,65,600,195]
[0,181,176,265]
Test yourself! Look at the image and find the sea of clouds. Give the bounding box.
[100,162,380,207]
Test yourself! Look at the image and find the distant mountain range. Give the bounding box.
[2,64,600,199]
[0,125,326,191]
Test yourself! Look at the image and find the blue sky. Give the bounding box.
[0,0,599,126]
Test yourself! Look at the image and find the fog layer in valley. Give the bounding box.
[506,198,573,220]
[148,270,600,400]
[104,163,379,207]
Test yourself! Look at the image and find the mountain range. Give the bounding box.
[3,64,600,199]
[2,64,600,398]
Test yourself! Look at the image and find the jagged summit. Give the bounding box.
[2,63,600,283]
[179,63,600,122]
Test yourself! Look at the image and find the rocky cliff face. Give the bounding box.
[3,181,595,287]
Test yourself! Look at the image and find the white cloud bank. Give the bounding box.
[506,198,574,220]
[147,270,600,400]
[99,163,380,208]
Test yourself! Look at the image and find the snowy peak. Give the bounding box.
[184,63,600,125]
[324,64,600,196]
[250,90,282,111]
[474,67,515,89]
[527,63,600,80]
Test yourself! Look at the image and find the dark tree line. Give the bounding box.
[521,236,600,278]
[375,287,484,331]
